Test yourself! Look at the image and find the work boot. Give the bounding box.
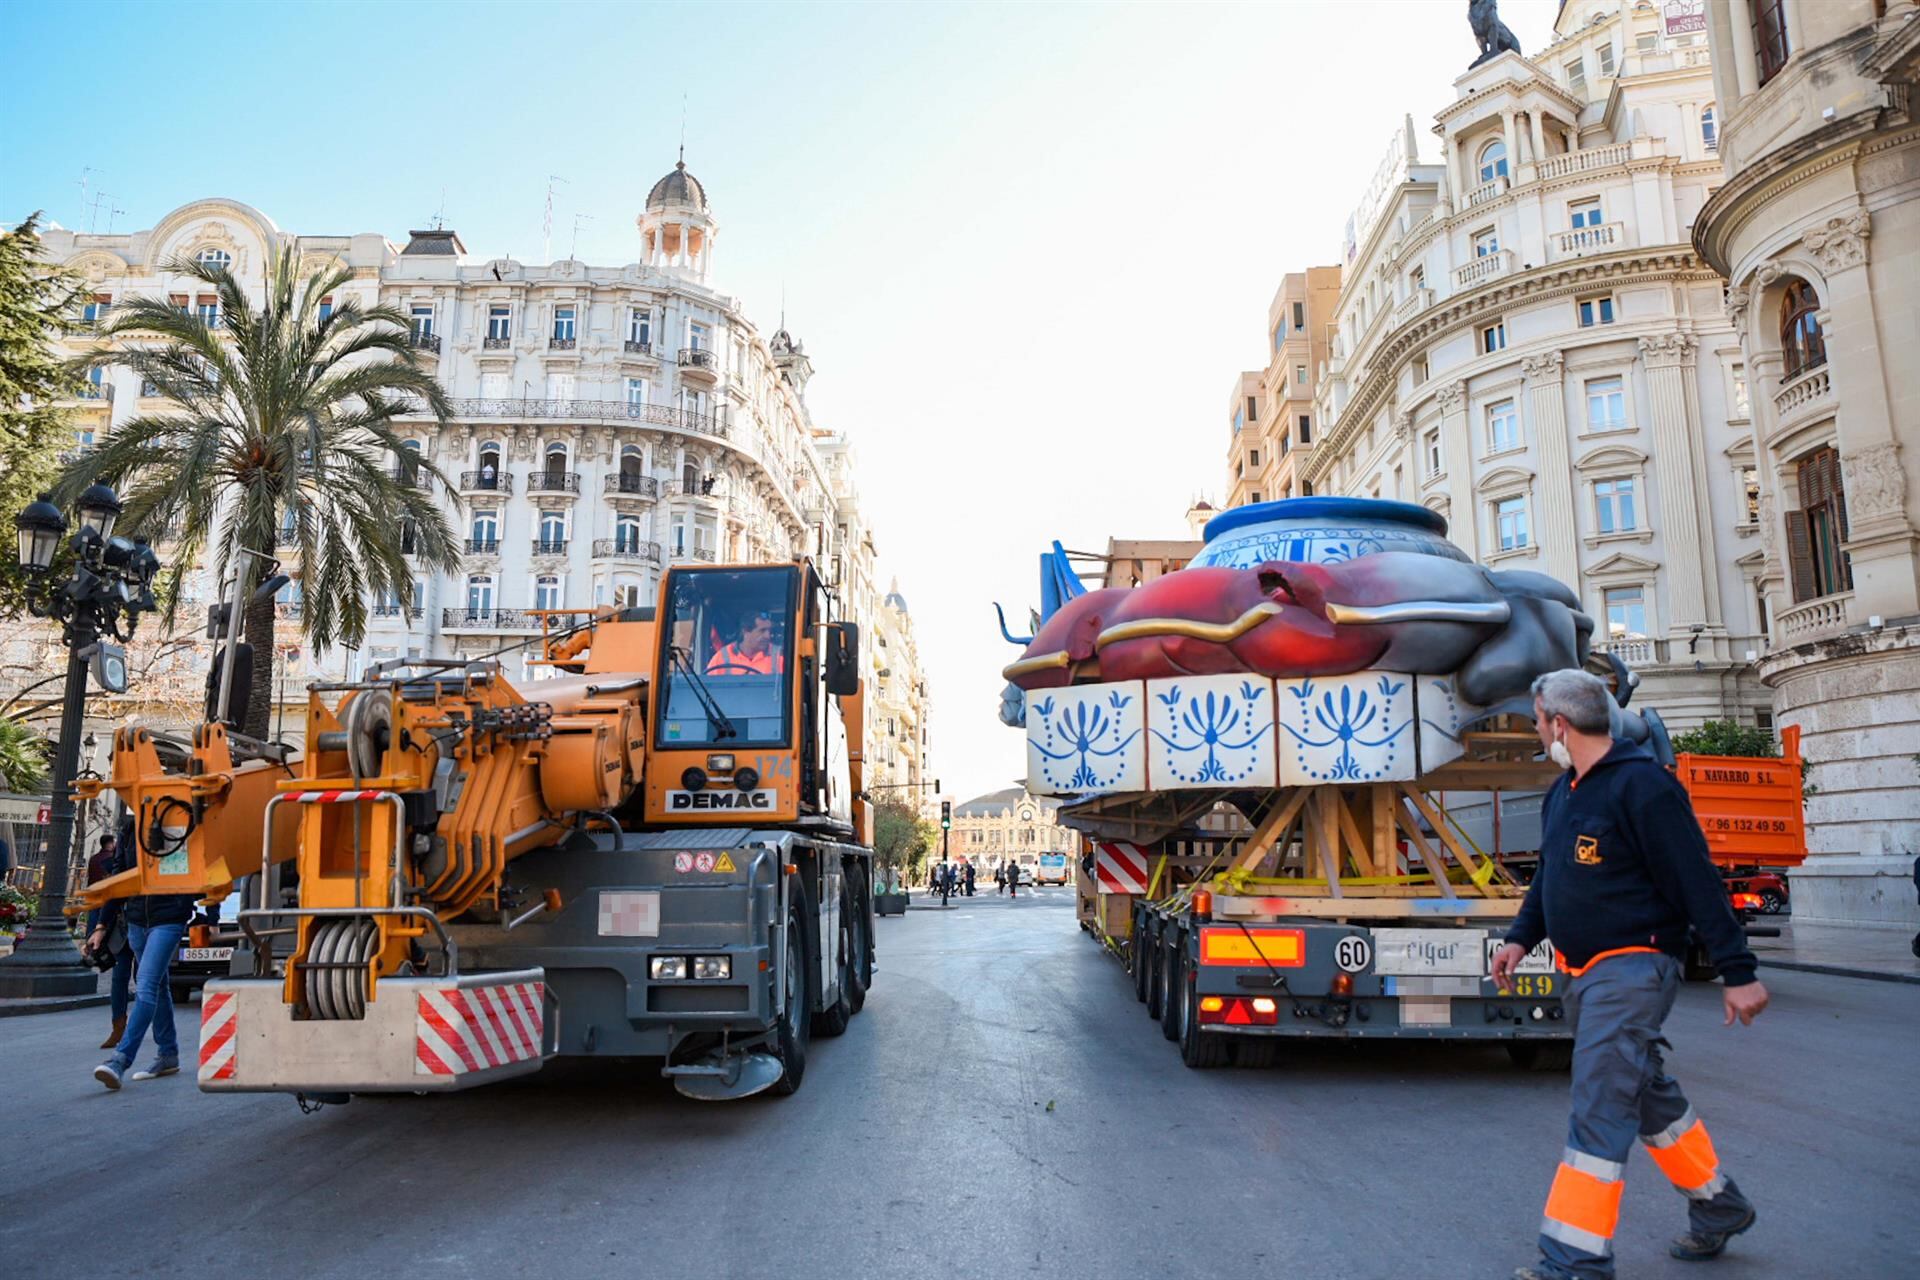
[93,1056,129,1091]
[100,1017,125,1050]
[1670,1207,1757,1261]
[130,1057,180,1081]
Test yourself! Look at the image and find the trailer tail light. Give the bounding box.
[1198,927,1304,967]
[1198,995,1281,1026]
[1730,892,1763,911]
[1330,974,1353,997]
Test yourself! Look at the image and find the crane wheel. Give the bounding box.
[843,882,868,1016]
[812,890,854,1038]
[771,899,811,1095]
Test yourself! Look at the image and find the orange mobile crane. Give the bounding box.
[79,560,874,1101]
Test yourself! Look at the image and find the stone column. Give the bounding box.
[1521,352,1580,587]
[1639,333,1720,635]
[1707,0,1744,110]
[1728,0,1759,98]
[1806,210,1920,617]
[1501,111,1519,179]
[1528,111,1547,166]
[1436,381,1479,559]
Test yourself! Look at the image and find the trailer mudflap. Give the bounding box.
[198,970,553,1093]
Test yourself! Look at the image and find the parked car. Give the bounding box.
[1724,870,1790,915]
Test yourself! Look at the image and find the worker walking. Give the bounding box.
[1494,671,1767,1280]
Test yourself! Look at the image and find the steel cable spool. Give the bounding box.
[341,691,393,780]
[304,917,379,1020]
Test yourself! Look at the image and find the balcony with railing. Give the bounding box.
[459,470,513,495]
[410,398,727,439]
[525,470,582,495]
[1464,174,1510,208]
[409,331,441,354]
[662,479,724,502]
[1777,592,1852,646]
[371,604,425,620]
[1773,364,1832,430]
[482,334,512,350]
[441,608,542,631]
[548,335,576,351]
[623,339,653,356]
[677,347,717,377]
[1453,249,1514,290]
[592,538,663,564]
[1548,221,1624,261]
[464,537,501,556]
[1394,287,1433,327]
[1536,142,1633,181]
[1595,636,1669,667]
[604,473,660,500]
[530,538,568,557]
[388,464,430,490]
[670,545,717,563]
[74,382,115,403]
[274,602,304,620]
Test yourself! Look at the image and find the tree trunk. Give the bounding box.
[242,591,276,740]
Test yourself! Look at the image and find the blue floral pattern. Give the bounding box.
[1029,688,1143,794]
[1148,679,1272,786]
[1192,524,1467,570]
[1281,674,1413,782]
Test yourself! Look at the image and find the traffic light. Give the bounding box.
[940,800,951,830]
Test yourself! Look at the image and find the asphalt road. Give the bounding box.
[3,890,1914,1279]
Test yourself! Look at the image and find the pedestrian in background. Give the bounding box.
[93,866,197,1090]
[1007,861,1018,900]
[995,862,1006,896]
[963,861,975,897]
[84,833,133,1049]
[1495,670,1766,1280]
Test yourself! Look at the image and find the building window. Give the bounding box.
[466,575,495,613]
[1594,477,1637,533]
[195,295,220,328]
[1423,428,1443,478]
[1293,301,1305,329]
[1481,321,1507,354]
[628,307,651,345]
[487,305,511,341]
[538,509,566,546]
[626,377,648,407]
[1249,449,1260,468]
[1635,30,1659,54]
[1478,138,1509,183]
[1232,406,1244,433]
[409,303,434,340]
[196,248,231,272]
[317,295,334,323]
[82,293,112,324]
[1569,198,1603,229]
[1250,491,1262,503]
[1294,364,1307,386]
[1786,446,1851,601]
[1473,227,1500,258]
[1585,376,1627,432]
[1731,365,1750,419]
[1494,496,1530,552]
[1753,0,1790,84]
[1742,467,1761,525]
[1596,40,1616,77]
[1245,395,1258,423]
[1779,279,1826,378]
[1486,398,1520,453]
[1272,321,1284,352]
[688,320,712,351]
[1298,414,1312,443]
[470,513,499,550]
[1409,264,1426,294]
[1565,56,1587,93]
[1603,585,1647,640]
[552,306,576,342]
[1701,104,1717,152]
[534,575,562,611]
[1577,295,1615,327]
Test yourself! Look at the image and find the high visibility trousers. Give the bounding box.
[1536,951,1753,1279]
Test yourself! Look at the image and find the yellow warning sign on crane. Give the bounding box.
[713,851,737,874]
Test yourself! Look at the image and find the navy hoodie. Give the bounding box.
[1506,739,1758,986]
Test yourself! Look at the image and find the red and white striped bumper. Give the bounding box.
[198,970,550,1094]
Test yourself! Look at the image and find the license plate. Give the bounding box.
[1373,929,1484,976]
[180,946,234,962]
[597,891,660,937]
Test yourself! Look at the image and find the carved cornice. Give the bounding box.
[1435,381,1467,413]
[1520,351,1564,381]
[1843,441,1909,524]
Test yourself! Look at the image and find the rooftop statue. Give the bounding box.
[1469,0,1522,67]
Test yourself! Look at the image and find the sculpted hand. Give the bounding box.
[1723,980,1769,1026]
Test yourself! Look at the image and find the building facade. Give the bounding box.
[949,786,1074,874]
[1300,0,1767,729]
[1225,266,1342,508]
[18,171,928,781]
[1693,0,1920,925]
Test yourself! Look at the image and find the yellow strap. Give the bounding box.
[1146,854,1167,899]
[1218,873,1439,888]
[1434,807,1502,887]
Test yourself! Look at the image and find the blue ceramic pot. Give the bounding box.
[1192,497,1467,569]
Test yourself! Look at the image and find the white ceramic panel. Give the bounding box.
[1026,682,1147,797]
[1145,675,1278,790]
[1415,675,1479,774]
[1277,671,1418,785]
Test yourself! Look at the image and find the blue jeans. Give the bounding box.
[114,923,184,1063]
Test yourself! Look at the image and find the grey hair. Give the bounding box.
[1529,668,1613,734]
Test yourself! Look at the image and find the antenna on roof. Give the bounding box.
[76,167,100,231]
[542,174,568,262]
[430,188,448,231]
[100,194,125,236]
[680,93,688,165]
[569,212,594,261]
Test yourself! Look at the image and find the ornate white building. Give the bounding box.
[949,786,1074,875]
[17,168,929,776]
[1302,0,1766,728]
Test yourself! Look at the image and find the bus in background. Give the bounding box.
[1034,852,1070,886]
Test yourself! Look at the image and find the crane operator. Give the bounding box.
[707,609,787,676]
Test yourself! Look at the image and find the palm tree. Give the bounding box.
[62,249,462,739]
[0,715,49,793]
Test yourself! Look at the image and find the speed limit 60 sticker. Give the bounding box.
[1333,935,1373,973]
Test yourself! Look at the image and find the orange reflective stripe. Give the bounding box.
[1554,945,1661,977]
[1543,1160,1624,1243]
[1643,1116,1723,1194]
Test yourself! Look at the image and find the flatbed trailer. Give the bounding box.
[1075,728,1573,1070]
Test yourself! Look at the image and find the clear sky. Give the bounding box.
[2,0,1561,805]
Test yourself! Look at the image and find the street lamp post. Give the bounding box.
[0,485,160,1000]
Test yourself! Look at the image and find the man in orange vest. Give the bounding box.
[707,610,786,676]
[1494,669,1767,1280]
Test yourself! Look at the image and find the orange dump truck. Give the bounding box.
[1673,725,1807,870]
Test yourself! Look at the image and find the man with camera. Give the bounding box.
[83,833,134,1049]
[88,828,196,1090]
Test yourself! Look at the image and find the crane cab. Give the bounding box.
[642,561,859,831]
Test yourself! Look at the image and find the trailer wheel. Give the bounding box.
[1159,931,1184,1042]
[1234,1038,1280,1069]
[771,900,811,1095]
[1144,925,1165,1023]
[843,881,868,1017]
[1131,934,1149,1003]
[1178,969,1230,1069]
[812,888,854,1038]
[1506,1041,1573,1071]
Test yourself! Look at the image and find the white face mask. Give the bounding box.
[1548,729,1573,770]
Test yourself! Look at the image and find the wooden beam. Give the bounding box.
[1333,788,1376,878]
[1308,790,1345,898]
[1226,787,1311,877]
[1401,783,1495,896]
[1390,788,1460,899]
[1371,784,1397,876]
